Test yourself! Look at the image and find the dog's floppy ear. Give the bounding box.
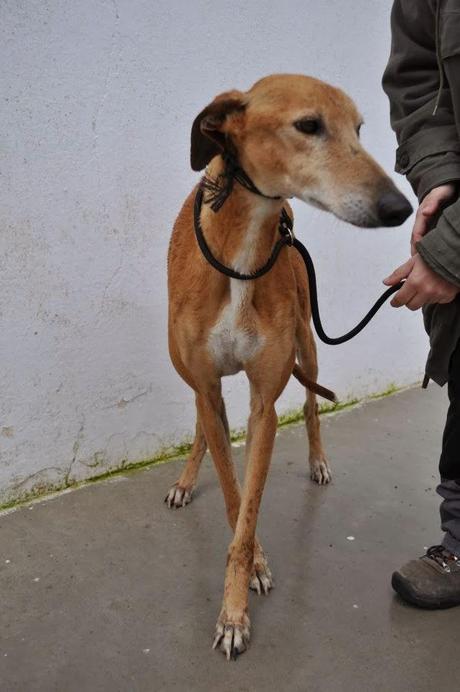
[190,90,246,171]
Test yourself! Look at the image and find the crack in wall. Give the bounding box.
[64,418,85,486]
[95,252,124,318]
[102,386,151,410]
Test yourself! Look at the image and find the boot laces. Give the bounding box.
[426,545,460,573]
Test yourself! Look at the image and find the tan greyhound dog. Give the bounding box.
[166,74,412,659]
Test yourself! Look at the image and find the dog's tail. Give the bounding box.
[292,364,338,403]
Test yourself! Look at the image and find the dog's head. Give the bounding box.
[191,74,412,228]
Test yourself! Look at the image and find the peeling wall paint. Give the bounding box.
[0,0,426,506]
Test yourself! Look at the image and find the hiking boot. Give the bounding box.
[392,545,460,609]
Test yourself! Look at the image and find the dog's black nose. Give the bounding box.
[377,191,413,227]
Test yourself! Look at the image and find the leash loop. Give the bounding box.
[278,208,295,246]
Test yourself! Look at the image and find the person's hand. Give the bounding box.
[383,254,460,311]
[410,183,457,255]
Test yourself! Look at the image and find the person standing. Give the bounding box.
[382,0,460,608]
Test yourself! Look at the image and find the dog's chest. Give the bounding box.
[208,282,264,375]
[207,211,266,375]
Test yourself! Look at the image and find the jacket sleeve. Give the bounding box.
[382,0,460,202]
[417,188,460,288]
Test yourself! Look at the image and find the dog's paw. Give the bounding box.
[310,457,332,485]
[212,611,251,661]
[164,482,193,509]
[250,556,273,595]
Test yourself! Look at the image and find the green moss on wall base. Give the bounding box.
[0,381,415,514]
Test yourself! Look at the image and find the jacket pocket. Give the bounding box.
[440,11,460,59]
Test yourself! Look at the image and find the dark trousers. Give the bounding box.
[438,341,460,555]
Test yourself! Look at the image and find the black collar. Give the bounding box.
[194,186,293,281]
[200,153,282,212]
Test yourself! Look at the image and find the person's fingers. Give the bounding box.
[406,294,426,311]
[386,251,460,309]
[420,187,454,222]
[390,281,417,308]
[421,202,437,217]
[411,186,457,254]
[421,195,442,214]
[383,257,414,286]
[437,291,459,304]
[422,184,457,214]
[411,210,430,254]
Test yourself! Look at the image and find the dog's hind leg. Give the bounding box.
[165,396,207,508]
[296,320,332,484]
[165,393,239,508]
[196,382,242,528]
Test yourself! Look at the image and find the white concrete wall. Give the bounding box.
[0,0,426,505]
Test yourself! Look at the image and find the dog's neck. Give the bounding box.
[200,156,285,276]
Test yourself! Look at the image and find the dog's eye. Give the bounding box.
[294,118,322,135]
[356,123,363,137]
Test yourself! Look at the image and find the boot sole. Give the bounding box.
[392,571,460,610]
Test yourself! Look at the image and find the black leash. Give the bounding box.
[194,158,403,346]
[291,237,403,345]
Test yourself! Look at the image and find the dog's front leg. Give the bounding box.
[213,392,278,660]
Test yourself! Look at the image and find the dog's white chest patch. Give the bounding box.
[207,209,266,375]
[208,286,263,375]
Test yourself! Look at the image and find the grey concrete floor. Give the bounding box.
[1,385,458,692]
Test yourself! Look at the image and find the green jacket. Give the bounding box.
[382,0,460,385]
